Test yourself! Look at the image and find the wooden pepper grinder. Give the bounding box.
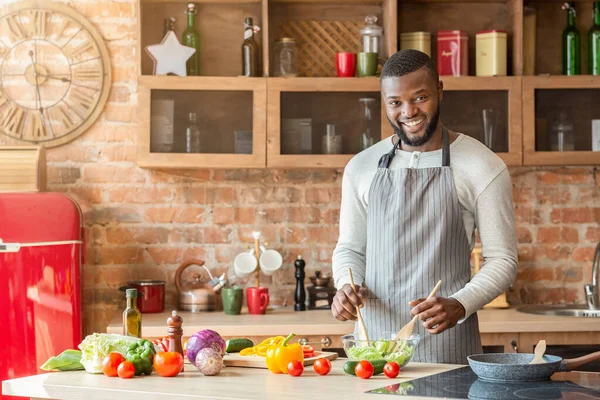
[294,255,306,311]
[167,310,184,370]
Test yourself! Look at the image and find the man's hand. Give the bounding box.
[332,284,368,322]
[408,297,466,334]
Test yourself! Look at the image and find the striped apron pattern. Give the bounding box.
[359,126,482,365]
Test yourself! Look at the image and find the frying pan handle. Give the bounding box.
[562,350,600,371]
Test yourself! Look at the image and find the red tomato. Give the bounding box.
[355,360,374,379]
[153,352,184,377]
[302,345,315,358]
[287,360,304,377]
[117,361,135,379]
[383,361,400,378]
[313,358,332,376]
[101,352,125,377]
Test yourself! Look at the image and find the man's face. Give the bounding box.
[381,67,443,147]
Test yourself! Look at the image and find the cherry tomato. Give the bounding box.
[153,352,184,377]
[383,361,400,378]
[302,345,315,358]
[355,360,374,379]
[101,352,125,377]
[313,358,332,376]
[287,360,304,377]
[117,361,135,379]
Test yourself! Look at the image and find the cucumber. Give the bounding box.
[343,359,387,376]
[225,338,254,353]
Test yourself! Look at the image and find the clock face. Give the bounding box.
[0,1,111,147]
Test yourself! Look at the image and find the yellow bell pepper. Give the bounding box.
[266,332,304,374]
[240,336,286,357]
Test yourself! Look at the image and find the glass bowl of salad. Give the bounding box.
[341,332,420,368]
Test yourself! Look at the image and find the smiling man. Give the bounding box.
[331,49,518,364]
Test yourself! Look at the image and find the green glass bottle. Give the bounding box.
[562,2,580,75]
[182,3,200,76]
[122,289,142,338]
[589,2,600,75]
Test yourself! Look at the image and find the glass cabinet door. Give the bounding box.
[138,77,266,169]
[523,76,600,166]
[267,78,391,168]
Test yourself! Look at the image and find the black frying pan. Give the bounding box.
[467,351,600,382]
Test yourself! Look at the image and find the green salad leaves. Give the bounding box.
[346,339,415,367]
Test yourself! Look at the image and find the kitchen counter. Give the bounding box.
[106,307,600,338]
[2,360,463,400]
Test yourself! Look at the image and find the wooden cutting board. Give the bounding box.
[222,351,338,368]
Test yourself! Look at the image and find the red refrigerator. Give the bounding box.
[0,193,83,399]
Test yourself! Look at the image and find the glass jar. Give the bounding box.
[357,98,377,151]
[322,124,342,154]
[549,111,575,151]
[360,15,383,55]
[273,37,298,77]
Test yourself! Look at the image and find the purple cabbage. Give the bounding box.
[186,329,225,366]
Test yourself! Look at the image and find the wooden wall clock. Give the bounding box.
[0,0,111,147]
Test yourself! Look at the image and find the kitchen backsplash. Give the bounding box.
[0,0,598,336]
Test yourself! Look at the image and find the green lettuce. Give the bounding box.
[78,333,140,374]
[346,339,415,367]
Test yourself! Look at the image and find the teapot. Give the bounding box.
[175,259,225,312]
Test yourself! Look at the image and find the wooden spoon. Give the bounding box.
[393,280,442,340]
[529,339,546,364]
[348,268,369,342]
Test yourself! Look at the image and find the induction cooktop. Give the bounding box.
[366,366,600,399]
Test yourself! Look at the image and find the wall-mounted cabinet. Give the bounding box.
[523,76,600,165]
[138,76,266,169]
[266,78,392,168]
[135,0,600,170]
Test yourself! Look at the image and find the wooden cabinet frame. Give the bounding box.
[266,77,393,168]
[523,76,600,166]
[137,76,267,169]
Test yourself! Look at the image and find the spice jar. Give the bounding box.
[360,15,383,55]
[437,30,469,76]
[400,32,432,57]
[322,124,342,154]
[273,37,298,77]
[476,30,507,76]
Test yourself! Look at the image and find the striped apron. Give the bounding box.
[360,126,482,365]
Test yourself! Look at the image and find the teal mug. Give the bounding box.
[357,52,378,77]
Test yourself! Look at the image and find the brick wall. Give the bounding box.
[1,1,599,335]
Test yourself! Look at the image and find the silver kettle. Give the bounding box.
[175,259,225,312]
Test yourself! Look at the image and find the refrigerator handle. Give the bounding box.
[0,239,20,253]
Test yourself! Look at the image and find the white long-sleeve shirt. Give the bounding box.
[332,133,518,322]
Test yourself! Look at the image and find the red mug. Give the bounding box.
[336,52,357,77]
[246,287,269,314]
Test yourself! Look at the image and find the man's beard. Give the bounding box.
[389,104,441,147]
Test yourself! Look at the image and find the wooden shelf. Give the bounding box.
[141,0,261,4]
[523,75,600,166]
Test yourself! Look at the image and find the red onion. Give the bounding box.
[186,329,225,367]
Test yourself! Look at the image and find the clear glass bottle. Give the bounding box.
[549,111,575,152]
[357,98,377,151]
[185,112,201,153]
[122,288,142,338]
[182,3,200,76]
[360,15,383,55]
[242,17,260,77]
[273,37,297,77]
[562,2,580,75]
[589,2,600,75]
[322,124,342,154]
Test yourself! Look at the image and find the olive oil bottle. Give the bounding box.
[123,288,142,338]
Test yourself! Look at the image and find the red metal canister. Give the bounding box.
[437,30,469,76]
[120,280,166,313]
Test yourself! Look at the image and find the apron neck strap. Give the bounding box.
[378,125,451,169]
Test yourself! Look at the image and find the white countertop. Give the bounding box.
[2,360,463,400]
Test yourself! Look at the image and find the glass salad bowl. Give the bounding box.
[341,332,420,368]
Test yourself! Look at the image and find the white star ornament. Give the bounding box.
[145,31,196,76]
